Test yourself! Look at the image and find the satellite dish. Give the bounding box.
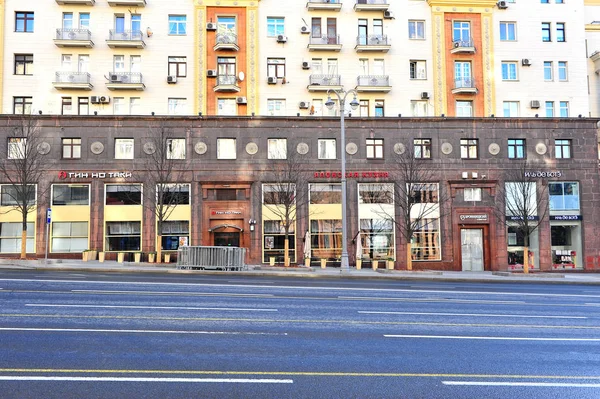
[238,71,245,82]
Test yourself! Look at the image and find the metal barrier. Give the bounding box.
[177,246,247,271]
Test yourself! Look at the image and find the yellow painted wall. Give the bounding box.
[309,204,342,220]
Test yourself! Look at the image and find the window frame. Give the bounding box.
[507,138,526,159]
[15,12,34,33]
[168,15,187,35]
[366,138,384,160]
[267,138,287,159]
[460,139,479,159]
[409,60,427,80]
[413,139,432,159]
[114,138,134,160]
[168,56,187,77]
[166,138,186,160]
[554,139,571,159]
[499,22,516,41]
[62,138,82,159]
[13,97,32,115]
[464,187,482,202]
[408,20,425,40]
[542,22,551,42]
[14,54,33,75]
[217,138,237,160]
[501,61,518,81]
[318,139,337,160]
[556,22,565,42]
[7,138,26,160]
[267,17,285,37]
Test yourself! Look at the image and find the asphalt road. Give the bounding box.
[0,270,599,399]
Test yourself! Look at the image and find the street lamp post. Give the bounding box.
[325,89,359,271]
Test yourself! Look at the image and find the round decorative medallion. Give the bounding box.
[441,142,453,155]
[488,143,500,156]
[143,142,156,155]
[393,143,406,155]
[346,142,358,155]
[194,141,207,155]
[246,142,258,155]
[37,142,50,155]
[535,142,547,155]
[297,142,309,155]
[90,141,104,155]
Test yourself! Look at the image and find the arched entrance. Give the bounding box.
[209,224,243,247]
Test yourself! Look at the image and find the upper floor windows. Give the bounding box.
[168,15,187,35]
[268,138,287,159]
[168,56,187,77]
[217,138,237,160]
[453,21,471,45]
[115,138,134,159]
[542,22,551,42]
[460,139,479,159]
[13,97,32,115]
[166,138,186,159]
[62,138,81,159]
[52,184,89,206]
[500,22,516,41]
[408,20,425,40]
[555,139,571,158]
[409,60,426,80]
[15,12,34,33]
[507,139,525,159]
[366,139,384,159]
[413,139,431,159]
[501,61,518,81]
[556,23,565,42]
[267,58,286,78]
[267,17,285,37]
[7,138,26,159]
[558,61,567,81]
[14,54,33,75]
[318,139,336,160]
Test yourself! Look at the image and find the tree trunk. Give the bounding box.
[406,242,412,271]
[523,246,529,274]
[284,238,290,267]
[20,229,27,260]
[157,234,162,264]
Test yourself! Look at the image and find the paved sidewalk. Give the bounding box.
[1,258,600,285]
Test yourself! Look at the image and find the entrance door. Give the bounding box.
[461,229,483,271]
[214,232,240,247]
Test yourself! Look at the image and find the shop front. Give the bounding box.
[453,210,494,271]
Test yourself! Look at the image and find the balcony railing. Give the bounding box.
[106,72,145,90]
[214,32,239,51]
[357,75,389,86]
[356,35,389,46]
[107,29,145,48]
[54,29,94,47]
[451,38,475,53]
[214,75,240,92]
[307,0,343,11]
[452,78,477,94]
[354,0,389,11]
[309,35,341,45]
[309,74,342,86]
[53,72,93,90]
[356,0,387,4]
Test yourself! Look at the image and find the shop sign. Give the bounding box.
[550,215,582,221]
[523,171,562,178]
[314,171,389,179]
[459,214,488,222]
[211,210,242,215]
[58,171,132,179]
[506,215,539,221]
[211,210,243,220]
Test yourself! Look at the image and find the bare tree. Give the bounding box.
[0,115,49,259]
[376,145,451,270]
[494,160,548,273]
[260,149,312,267]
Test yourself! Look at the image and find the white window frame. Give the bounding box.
[217,138,236,160]
[114,138,134,159]
[409,60,427,80]
[408,20,425,39]
[267,17,285,37]
[7,137,26,159]
[267,99,286,116]
[168,15,187,35]
[267,138,287,159]
[318,139,336,160]
[501,61,518,81]
[464,187,482,202]
[166,138,186,160]
[499,22,516,41]
[503,101,519,117]
[168,98,186,115]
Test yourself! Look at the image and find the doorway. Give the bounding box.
[214,232,240,247]
[461,228,483,271]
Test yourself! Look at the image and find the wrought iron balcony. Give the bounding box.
[106,30,145,48]
[308,35,342,51]
[355,75,391,92]
[451,38,475,54]
[56,0,95,5]
[106,72,145,90]
[354,0,389,11]
[53,72,93,90]
[307,0,342,11]
[107,0,146,6]
[452,78,477,94]
[54,29,94,48]
[355,34,390,52]
[214,32,239,51]
[307,74,343,91]
[214,75,240,92]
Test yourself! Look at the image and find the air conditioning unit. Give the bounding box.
[90,96,100,104]
[302,61,310,70]
[299,101,310,109]
[277,34,288,43]
[109,74,121,83]
[236,96,247,104]
[267,76,277,84]
[530,100,541,109]
[300,26,309,34]
[206,22,217,31]
[497,0,508,9]
[421,92,430,100]
[207,69,217,77]
[99,95,110,104]
[454,41,461,48]
[167,75,177,84]
[383,10,394,19]
[522,59,531,66]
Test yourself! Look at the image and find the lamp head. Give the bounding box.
[325,96,335,110]
[349,95,359,110]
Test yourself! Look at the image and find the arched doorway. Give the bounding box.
[209,224,243,247]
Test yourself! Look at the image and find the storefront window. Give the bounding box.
[549,182,579,211]
[262,220,296,262]
[52,222,88,252]
[105,184,142,205]
[161,221,189,250]
[310,219,342,260]
[507,224,539,269]
[411,218,440,261]
[52,184,89,206]
[310,184,341,204]
[105,221,141,251]
[159,184,190,205]
[357,183,395,261]
[0,222,34,253]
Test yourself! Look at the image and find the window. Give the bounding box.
[541,0,549,3]
[62,138,81,159]
[549,182,579,211]
[267,99,286,116]
[0,222,34,253]
[268,138,287,159]
[500,22,516,41]
[558,61,567,81]
[409,60,426,80]
[129,97,140,115]
[456,101,473,117]
[217,16,237,37]
[166,138,186,159]
[52,222,88,253]
[358,183,393,204]
[15,12,34,32]
[375,100,384,117]
[544,61,553,81]
[453,21,471,45]
[206,188,245,201]
[159,184,190,205]
[168,15,186,35]
[411,101,428,117]
[78,97,89,115]
[464,188,482,202]
[217,57,236,77]
[161,221,189,250]
[311,17,322,38]
[501,62,518,81]
[115,15,125,34]
[559,101,569,117]
[8,138,25,159]
[554,139,571,158]
[408,20,425,39]
[106,221,141,251]
[503,101,519,117]
[13,97,32,114]
[113,97,125,115]
[542,22,551,42]
[409,183,441,261]
[105,184,141,205]
[168,56,187,77]
[310,184,341,204]
[131,14,141,33]
[217,138,236,159]
[366,138,384,159]
[556,23,565,42]
[0,184,35,207]
[52,184,89,206]
[267,58,286,79]
[267,17,284,37]
[318,139,336,160]
[414,139,431,159]
[262,219,296,263]
[545,101,554,117]
[217,98,237,116]
[359,100,369,117]
[168,98,186,115]
[14,54,33,75]
[63,12,73,29]
[454,61,472,88]
[507,139,525,159]
[61,97,73,115]
[505,182,537,217]
[460,139,479,159]
[79,13,90,29]
[115,138,134,159]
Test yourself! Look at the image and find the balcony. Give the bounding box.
[53,72,93,90]
[106,72,145,91]
[354,0,389,11]
[54,29,94,48]
[590,51,600,73]
[452,78,477,94]
[106,30,145,48]
[355,35,390,52]
[306,0,342,11]
[451,38,475,54]
[307,74,342,92]
[214,75,240,92]
[56,0,94,4]
[307,35,342,51]
[355,75,391,92]
[214,32,239,51]
[107,0,146,6]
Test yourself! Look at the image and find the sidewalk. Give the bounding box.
[1,258,600,285]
